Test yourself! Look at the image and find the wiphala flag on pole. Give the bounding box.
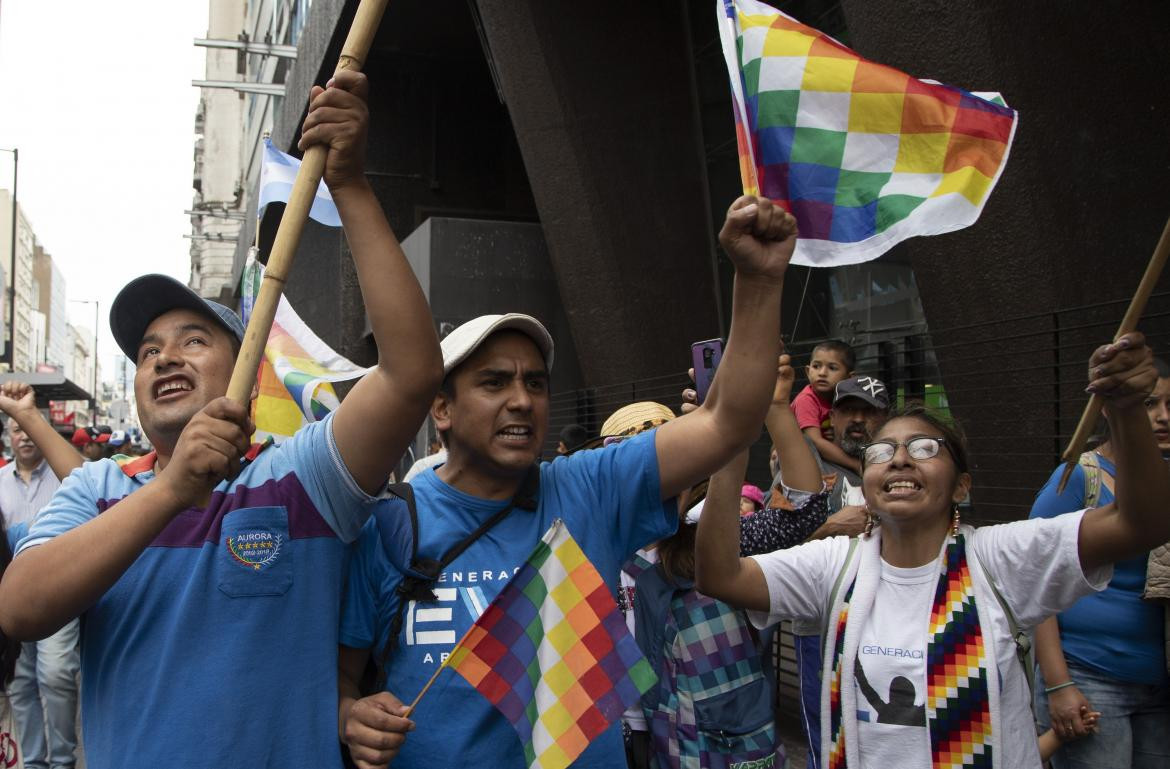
[443,520,656,769]
[718,0,1018,267]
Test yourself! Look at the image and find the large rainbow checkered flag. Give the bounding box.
[240,253,371,442]
[438,520,655,769]
[718,0,1018,267]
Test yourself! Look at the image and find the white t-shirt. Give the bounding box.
[854,559,935,769]
[747,511,1111,769]
[840,476,864,507]
[402,449,446,481]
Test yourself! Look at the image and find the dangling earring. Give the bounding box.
[950,504,961,537]
[863,505,879,538]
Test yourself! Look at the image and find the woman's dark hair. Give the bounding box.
[658,485,707,584]
[0,528,21,687]
[812,339,856,371]
[876,404,970,474]
[657,520,697,584]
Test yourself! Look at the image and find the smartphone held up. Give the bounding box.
[691,338,724,405]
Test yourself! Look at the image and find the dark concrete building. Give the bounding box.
[235,0,1170,521]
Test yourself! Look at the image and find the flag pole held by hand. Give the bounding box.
[224,0,390,407]
[1056,213,1170,493]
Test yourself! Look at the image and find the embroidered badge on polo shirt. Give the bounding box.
[226,529,283,571]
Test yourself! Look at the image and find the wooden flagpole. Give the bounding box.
[404,657,450,717]
[1055,212,1170,493]
[225,0,390,406]
[402,613,481,717]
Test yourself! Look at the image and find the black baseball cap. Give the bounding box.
[833,375,890,411]
[110,274,245,360]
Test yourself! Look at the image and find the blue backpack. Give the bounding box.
[631,558,780,769]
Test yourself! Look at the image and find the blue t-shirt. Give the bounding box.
[5,521,26,553]
[1029,455,1167,684]
[341,430,678,768]
[17,414,378,769]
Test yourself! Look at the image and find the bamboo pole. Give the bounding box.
[1055,212,1170,492]
[225,0,391,406]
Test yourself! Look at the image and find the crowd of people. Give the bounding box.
[0,71,1165,769]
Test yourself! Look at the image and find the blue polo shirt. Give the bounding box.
[17,414,377,769]
[1029,455,1168,684]
[340,430,678,769]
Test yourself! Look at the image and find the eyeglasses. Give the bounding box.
[862,437,950,466]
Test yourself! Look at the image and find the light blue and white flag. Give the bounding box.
[258,137,342,227]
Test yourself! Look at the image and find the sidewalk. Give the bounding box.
[778,711,809,768]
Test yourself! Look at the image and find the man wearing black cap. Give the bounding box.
[0,71,443,769]
[818,375,891,512]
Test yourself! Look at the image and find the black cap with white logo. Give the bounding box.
[833,376,890,411]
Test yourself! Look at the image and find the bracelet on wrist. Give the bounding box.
[1044,680,1077,694]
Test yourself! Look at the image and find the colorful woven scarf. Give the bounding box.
[827,533,993,768]
[826,579,855,769]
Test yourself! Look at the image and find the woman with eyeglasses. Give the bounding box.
[694,333,1170,769]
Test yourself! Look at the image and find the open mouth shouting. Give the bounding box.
[496,425,534,445]
[154,375,195,401]
[882,476,923,498]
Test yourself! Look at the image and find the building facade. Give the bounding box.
[32,245,69,371]
[189,0,248,302]
[0,189,38,372]
[190,0,313,301]
[63,323,99,426]
[203,0,1169,522]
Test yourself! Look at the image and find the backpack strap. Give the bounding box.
[971,544,1035,712]
[1078,451,1102,509]
[369,464,541,692]
[820,536,860,663]
[1077,450,1115,508]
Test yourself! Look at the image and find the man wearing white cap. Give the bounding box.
[338,196,800,769]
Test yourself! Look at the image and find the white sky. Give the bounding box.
[0,0,209,378]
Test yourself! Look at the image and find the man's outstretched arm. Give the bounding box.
[0,398,252,640]
[298,71,443,496]
[655,196,796,499]
[0,381,82,481]
[763,352,823,493]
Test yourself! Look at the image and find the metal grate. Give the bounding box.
[547,290,1170,522]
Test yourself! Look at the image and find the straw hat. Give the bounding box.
[600,401,676,439]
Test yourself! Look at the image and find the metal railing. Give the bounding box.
[547,290,1170,522]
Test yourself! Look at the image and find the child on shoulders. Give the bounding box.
[791,339,860,472]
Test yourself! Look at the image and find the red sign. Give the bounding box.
[49,401,69,425]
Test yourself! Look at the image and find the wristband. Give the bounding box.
[1044,681,1077,694]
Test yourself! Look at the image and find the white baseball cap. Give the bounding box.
[441,314,555,375]
[684,498,705,525]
